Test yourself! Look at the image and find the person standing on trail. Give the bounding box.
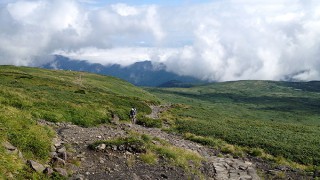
[130,107,137,124]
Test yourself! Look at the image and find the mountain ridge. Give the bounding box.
[41,55,206,87]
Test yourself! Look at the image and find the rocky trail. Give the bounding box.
[1,105,310,179]
[36,104,264,180]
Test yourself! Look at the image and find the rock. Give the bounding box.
[239,165,248,170]
[268,170,278,175]
[160,174,168,179]
[66,163,78,174]
[141,175,152,180]
[76,152,86,158]
[247,167,260,180]
[53,138,62,147]
[51,145,56,152]
[49,152,57,158]
[57,146,66,153]
[18,151,24,159]
[97,135,102,139]
[27,160,45,173]
[97,143,106,151]
[229,171,240,179]
[106,167,112,173]
[118,145,125,151]
[112,145,117,151]
[99,157,105,164]
[51,157,66,167]
[276,165,289,171]
[54,168,68,177]
[133,173,140,180]
[2,141,16,151]
[59,152,68,161]
[43,167,54,175]
[239,175,253,180]
[72,174,85,180]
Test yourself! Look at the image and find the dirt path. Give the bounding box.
[146,104,171,119]
[44,105,260,180]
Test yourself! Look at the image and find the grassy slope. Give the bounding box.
[146,80,320,167]
[0,65,159,178]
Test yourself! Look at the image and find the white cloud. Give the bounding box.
[55,47,152,66]
[111,3,139,16]
[157,0,320,81]
[0,0,320,81]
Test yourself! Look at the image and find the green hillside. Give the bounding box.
[0,65,159,178]
[146,81,320,168]
[1,65,320,178]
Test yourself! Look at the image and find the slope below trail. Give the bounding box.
[44,105,260,180]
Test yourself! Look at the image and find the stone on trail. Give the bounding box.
[43,167,54,176]
[132,173,140,180]
[57,146,66,153]
[72,174,85,180]
[97,143,106,151]
[49,152,57,158]
[54,168,68,177]
[27,160,45,173]
[59,151,68,161]
[52,138,62,147]
[51,156,66,167]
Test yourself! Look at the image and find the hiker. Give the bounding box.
[130,107,137,124]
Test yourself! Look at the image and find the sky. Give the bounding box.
[0,0,320,82]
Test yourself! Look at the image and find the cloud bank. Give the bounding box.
[0,0,320,81]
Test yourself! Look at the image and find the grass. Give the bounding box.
[140,150,158,164]
[0,65,159,178]
[145,80,320,169]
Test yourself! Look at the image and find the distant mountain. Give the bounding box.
[41,55,206,87]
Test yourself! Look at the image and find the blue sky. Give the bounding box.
[1,0,320,81]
